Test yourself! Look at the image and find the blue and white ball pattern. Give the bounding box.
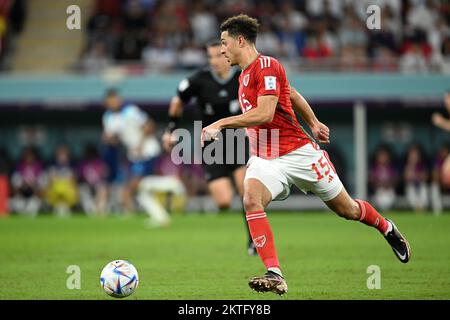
[100,260,139,298]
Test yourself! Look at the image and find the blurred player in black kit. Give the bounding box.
[162,40,256,255]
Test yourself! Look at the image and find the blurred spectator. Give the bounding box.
[115,32,147,61]
[0,147,10,214]
[403,144,430,212]
[102,88,185,226]
[177,42,207,70]
[305,0,343,22]
[81,39,113,73]
[0,0,25,70]
[122,0,150,34]
[372,47,398,72]
[428,17,449,58]
[45,145,79,217]
[407,0,439,35]
[302,20,336,59]
[338,7,369,71]
[301,20,337,71]
[255,19,283,58]
[189,0,218,46]
[10,147,46,216]
[431,90,450,213]
[101,143,127,214]
[368,6,399,65]
[0,147,11,176]
[75,0,450,73]
[142,34,177,72]
[151,0,190,50]
[369,145,399,211]
[113,0,150,61]
[78,144,108,216]
[437,34,450,73]
[273,0,308,58]
[94,0,122,17]
[430,144,450,214]
[400,29,432,73]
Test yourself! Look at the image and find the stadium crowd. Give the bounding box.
[0,0,25,71]
[78,0,450,73]
[0,142,206,216]
[0,138,448,216]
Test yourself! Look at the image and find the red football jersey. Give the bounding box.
[238,54,310,159]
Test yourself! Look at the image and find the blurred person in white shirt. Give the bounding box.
[102,89,185,227]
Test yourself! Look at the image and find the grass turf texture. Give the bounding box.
[0,212,449,300]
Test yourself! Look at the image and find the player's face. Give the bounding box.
[221,31,240,66]
[207,45,230,74]
[104,95,121,111]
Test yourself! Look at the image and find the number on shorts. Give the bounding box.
[312,155,333,181]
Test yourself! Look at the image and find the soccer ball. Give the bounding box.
[100,260,139,298]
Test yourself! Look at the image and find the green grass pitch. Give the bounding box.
[0,211,449,300]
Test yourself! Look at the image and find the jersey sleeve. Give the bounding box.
[177,71,201,103]
[123,105,148,126]
[255,59,281,98]
[102,112,119,135]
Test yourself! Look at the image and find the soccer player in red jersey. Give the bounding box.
[201,14,411,295]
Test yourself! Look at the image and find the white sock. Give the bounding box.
[268,267,283,277]
[136,192,170,226]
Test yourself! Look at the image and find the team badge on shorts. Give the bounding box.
[243,74,250,87]
[253,235,266,248]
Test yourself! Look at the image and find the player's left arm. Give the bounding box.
[201,95,277,146]
[290,86,330,144]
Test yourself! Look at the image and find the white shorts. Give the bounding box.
[244,142,344,202]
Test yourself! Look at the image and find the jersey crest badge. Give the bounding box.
[253,235,266,248]
[243,74,250,87]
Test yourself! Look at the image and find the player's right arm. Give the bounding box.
[162,96,185,151]
[290,86,330,144]
[432,113,450,132]
[163,74,200,151]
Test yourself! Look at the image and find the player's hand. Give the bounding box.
[102,132,118,145]
[432,112,445,127]
[311,121,330,144]
[162,131,177,152]
[201,123,222,147]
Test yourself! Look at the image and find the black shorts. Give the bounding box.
[203,161,246,182]
[202,131,250,182]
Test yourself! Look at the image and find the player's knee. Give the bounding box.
[217,202,232,211]
[243,194,263,213]
[214,194,233,210]
[129,179,141,193]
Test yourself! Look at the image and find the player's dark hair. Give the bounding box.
[105,88,119,98]
[220,14,259,43]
